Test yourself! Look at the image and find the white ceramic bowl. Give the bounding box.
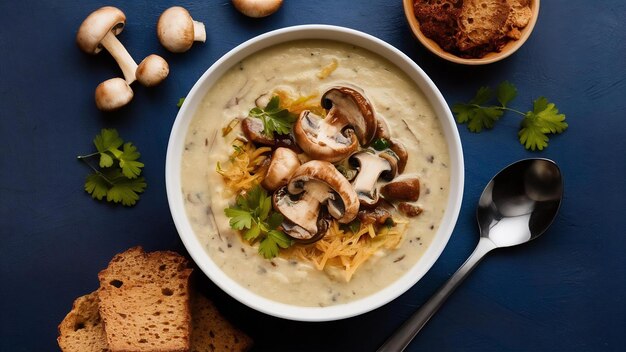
[166,25,464,322]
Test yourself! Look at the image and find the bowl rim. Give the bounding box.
[166,24,464,321]
[402,0,541,65]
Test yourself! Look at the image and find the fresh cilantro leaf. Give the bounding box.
[267,230,292,249]
[531,97,568,133]
[119,142,144,178]
[466,106,503,132]
[266,212,284,230]
[258,236,280,259]
[249,96,297,137]
[79,129,147,206]
[471,86,493,105]
[451,103,476,124]
[106,174,147,206]
[84,173,110,200]
[496,81,517,107]
[518,97,568,151]
[244,223,261,241]
[224,207,253,230]
[223,185,293,259]
[454,82,567,150]
[93,129,123,167]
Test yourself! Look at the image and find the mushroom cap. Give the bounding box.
[287,160,359,224]
[157,7,197,53]
[381,177,421,202]
[136,54,169,87]
[94,78,133,111]
[241,118,275,146]
[389,139,408,174]
[293,110,358,163]
[321,86,377,146]
[77,6,126,54]
[261,147,301,191]
[232,0,283,18]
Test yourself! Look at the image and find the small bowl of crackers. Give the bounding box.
[403,0,540,65]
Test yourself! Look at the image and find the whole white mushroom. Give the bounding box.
[157,7,206,53]
[95,78,134,111]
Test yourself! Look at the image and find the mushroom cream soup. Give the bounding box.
[181,40,450,307]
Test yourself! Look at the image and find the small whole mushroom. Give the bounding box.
[261,147,301,191]
[77,7,169,110]
[232,0,283,18]
[95,78,134,111]
[136,55,169,87]
[157,7,206,53]
[381,177,421,202]
[77,7,138,85]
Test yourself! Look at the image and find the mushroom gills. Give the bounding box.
[275,180,334,236]
[351,152,392,205]
[300,111,354,148]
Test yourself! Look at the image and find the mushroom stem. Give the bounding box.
[193,21,206,42]
[100,31,137,84]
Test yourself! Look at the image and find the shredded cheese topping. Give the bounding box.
[216,141,271,195]
[285,219,407,282]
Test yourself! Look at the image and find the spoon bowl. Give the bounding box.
[379,158,563,351]
[478,158,563,247]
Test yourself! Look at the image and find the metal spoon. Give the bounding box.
[378,158,563,352]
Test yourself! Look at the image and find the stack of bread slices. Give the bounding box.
[58,247,252,352]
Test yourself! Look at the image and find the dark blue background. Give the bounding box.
[1,1,624,351]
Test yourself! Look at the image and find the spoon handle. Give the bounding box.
[378,237,497,352]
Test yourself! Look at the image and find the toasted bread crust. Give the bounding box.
[58,292,110,352]
[97,247,193,352]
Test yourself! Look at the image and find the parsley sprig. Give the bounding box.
[224,185,293,259]
[452,81,568,151]
[249,96,297,137]
[77,129,146,206]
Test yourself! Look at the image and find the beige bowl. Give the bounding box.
[403,0,540,65]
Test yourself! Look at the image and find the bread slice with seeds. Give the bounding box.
[190,293,253,352]
[58,291,110,352]
[97,246,193,352]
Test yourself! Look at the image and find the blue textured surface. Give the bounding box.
[1,1,625,351]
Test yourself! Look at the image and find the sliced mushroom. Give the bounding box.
[261,147,301,192]
[95,78,133,111]
[157,7,206,53]
[241,118,274,146]
[293,86,377,162]
[349,150,399,207]
[321,87,377,145]
[389,139,408,174]
[273,160,358,242]
[381,177,421,202]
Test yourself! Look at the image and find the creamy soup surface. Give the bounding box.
[181,40,450,307]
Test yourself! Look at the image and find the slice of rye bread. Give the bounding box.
[189,293,253,352]
[58,291,252,352]
[456,0,511,51]
[58,291,110,352]
[97,247,193,352]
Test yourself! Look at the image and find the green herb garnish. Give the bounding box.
[78,129,146,206]
[452,81,568,151]
[371,138,391,151]
[224,185,293,259]
[249,96,297,137]
[176,97,185,109]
